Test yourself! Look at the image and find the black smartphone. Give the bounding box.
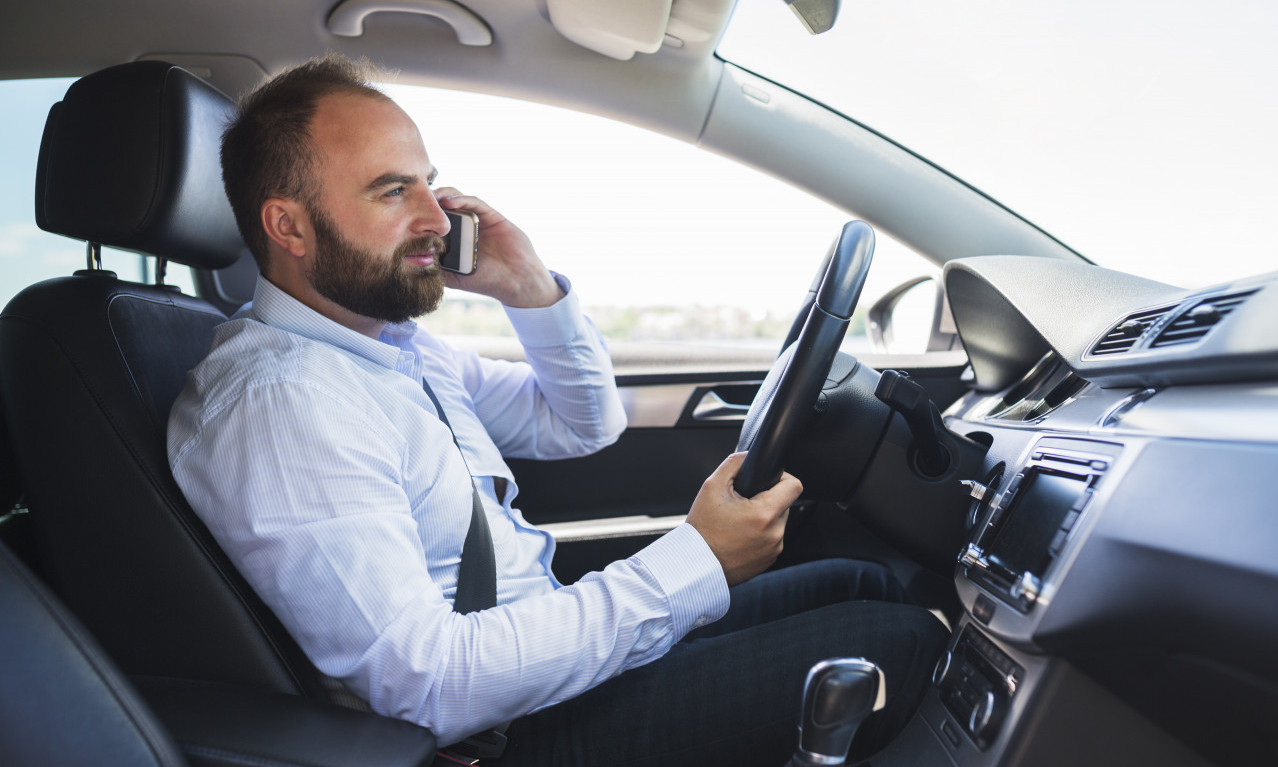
[441,209,479,274]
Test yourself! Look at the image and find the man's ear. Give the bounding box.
[261,198,310,258]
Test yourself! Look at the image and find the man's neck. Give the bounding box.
[263,273,387,340]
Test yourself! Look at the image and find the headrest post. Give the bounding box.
[156,257,169,287]
[86,242,103,272]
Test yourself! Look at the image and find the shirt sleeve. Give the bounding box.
[169,376,728,748]
[451,274,628,460]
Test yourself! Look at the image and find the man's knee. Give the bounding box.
[801,557,908,603]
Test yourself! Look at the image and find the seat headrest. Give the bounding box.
[35,60,245,271]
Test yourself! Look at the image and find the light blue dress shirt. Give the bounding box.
[168,276,729,746]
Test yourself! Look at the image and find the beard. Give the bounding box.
[306,204,447,324]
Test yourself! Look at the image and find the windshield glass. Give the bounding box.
[718,0,1277,289]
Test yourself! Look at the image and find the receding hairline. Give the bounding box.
[304,87,422,169]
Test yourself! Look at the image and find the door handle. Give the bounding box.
[691,390,752,422]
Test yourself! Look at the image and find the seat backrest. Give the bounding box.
[0,61,323,698]
[0,540,188,767]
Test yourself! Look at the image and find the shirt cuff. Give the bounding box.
[503,273,587,349]
[631,523,730,638]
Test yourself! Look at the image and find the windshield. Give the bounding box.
[718,0,1277,289]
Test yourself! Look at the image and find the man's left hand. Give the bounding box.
[435,187,563,309]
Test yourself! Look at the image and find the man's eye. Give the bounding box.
[386,187,405,198]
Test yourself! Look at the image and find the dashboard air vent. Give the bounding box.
[1090,307,1172,355]
[1150,290,1258,348]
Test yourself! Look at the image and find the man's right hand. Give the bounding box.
[686,452,803,586]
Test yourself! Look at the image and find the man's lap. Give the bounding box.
[682,558,908,640]
[494,559,948,767]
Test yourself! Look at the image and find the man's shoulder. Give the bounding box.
[167,318,409,467]
[188,318,372,404]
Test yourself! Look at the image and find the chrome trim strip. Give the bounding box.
[538,514,686,543]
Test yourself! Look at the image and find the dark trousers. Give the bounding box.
[494,559,949,766]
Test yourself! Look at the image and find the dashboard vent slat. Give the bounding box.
[1150,290,1258,349]
[1090,307,1172,355]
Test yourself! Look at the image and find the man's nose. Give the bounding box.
[412,194,451,236]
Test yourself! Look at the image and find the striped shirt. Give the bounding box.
[168,275,729,745]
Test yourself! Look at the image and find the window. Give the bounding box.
[719,0,1278,289]
[386,84,937,368]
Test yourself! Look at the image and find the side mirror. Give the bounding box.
[866,275,961,354]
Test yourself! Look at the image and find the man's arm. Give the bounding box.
[170,376,795,746]
[436,280,626,460]
[430,188,626,458]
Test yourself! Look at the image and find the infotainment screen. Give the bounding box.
[985,469,1088,578]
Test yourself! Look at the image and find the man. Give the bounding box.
[169,55,946,766]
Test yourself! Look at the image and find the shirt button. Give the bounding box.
[694,616,710,628]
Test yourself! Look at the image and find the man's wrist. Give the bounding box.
[503,273,583,346]
[502,272,564,309]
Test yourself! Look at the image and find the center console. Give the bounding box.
[897,437,1126,765]
[958,440,1117,614]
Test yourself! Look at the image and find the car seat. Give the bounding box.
[0,60,326,700]
[0,538,188,766]
[0,533,437,767]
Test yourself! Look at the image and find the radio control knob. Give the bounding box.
[959,543,984,568]
[968,690,1006,743]
[1010,571,1041,604]
[931,650,955,687]
[960,479,989,502]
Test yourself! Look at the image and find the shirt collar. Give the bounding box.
[247,275,419,369]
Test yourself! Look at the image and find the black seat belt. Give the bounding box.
[421,378,508,761]
[421,379,496,614]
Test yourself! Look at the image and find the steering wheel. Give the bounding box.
[734,221,875,497]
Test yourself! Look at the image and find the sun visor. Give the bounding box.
[546,0,727,60]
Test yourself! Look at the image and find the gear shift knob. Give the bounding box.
[790,658,886,766]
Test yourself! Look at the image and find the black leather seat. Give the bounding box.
[0,58,439,767]
[1,533,439,767]
[0,540,187,767]
[0,60,322,699]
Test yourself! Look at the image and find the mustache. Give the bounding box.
[394,236,448,261]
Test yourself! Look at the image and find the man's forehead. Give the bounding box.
[311,92,434,181]
[314,92,416,140]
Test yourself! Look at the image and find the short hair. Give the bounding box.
[220,54,389,269]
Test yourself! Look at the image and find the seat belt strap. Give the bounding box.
[421,378,497,614]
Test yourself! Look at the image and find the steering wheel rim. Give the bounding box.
[734,221,876,498]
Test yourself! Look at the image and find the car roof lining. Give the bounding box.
[0,0,1080,268]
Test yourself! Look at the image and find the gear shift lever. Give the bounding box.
[789,658,886,766]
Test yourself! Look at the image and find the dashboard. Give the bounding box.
[889,256,1278,767]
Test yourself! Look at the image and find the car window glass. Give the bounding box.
[719,0,1278,288]
[0,78,196,308]
[386,84,938,362]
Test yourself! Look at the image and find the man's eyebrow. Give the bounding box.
[365,173,418,192]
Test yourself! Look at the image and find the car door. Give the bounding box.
[510,345,971,584]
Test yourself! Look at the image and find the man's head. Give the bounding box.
[222,54,450,326]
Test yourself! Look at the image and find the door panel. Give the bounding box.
[509,355,969,583]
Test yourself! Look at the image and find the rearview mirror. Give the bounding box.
[785,0,840,34]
